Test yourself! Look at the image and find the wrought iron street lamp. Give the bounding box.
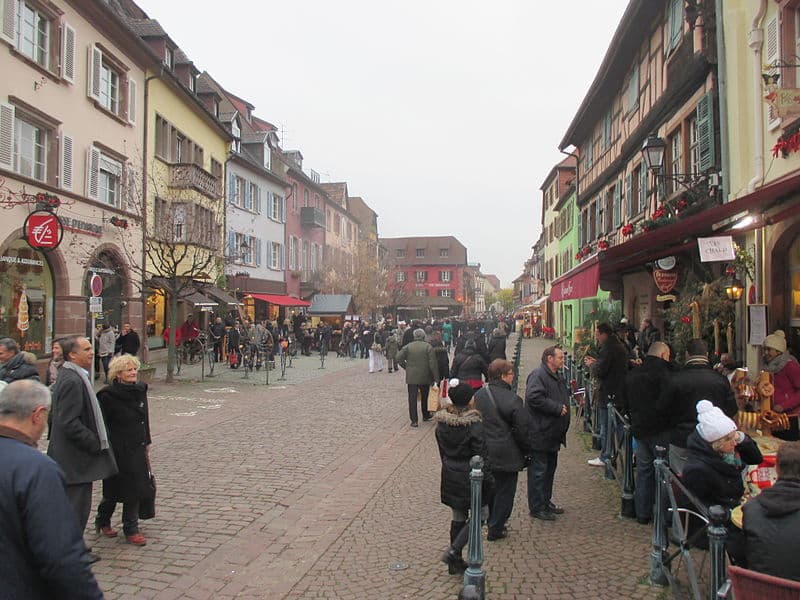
[641,134,667,172]
[724,265,744,301]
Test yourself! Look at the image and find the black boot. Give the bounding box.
[441,521,468,574]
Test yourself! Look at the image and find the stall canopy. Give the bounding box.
[549,256,600,301]
[197,283,242,306]
[532,295,549,306]
[308,294,354,315]
[249,293,311,307]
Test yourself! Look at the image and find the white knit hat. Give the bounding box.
[696,400,736,443]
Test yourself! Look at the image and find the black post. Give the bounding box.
[620,416,635,518]
[590,384,601,450]
[649,446,668,586]
[461,456,485,599]
[707,505,729,600]
[604,403,615,480]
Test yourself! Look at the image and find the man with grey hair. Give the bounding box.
[396,328,439,427]
[0,337,40,383]
[0,380,104,599]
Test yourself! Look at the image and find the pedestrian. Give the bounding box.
[0,380,104,599]
[385,328,399,373]
[664,338,738,473]
[761,330,800,441]
[525,346,570,521]
[94,355,152,547]
[474,359,531,540]
[743,441,800,581]
[114,323,140,357]
[487,328,507,362]
[209,317,226,362]
[451,339,488,391]
[46,338,65,387]
[0,337,40,383]
[396,328,440,427]
[430,330,450,382]
[97,324,116,383]
[583,322,628,467]
[682,400,762,565]
[637,318,661,356]
[46,335,118,564]
[622,341,674,524]
[435,382,492,575]
[442,319,453,350]
[368,326,384,373]
[226,321,242,368]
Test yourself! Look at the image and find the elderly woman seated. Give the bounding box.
[681,400,763,565]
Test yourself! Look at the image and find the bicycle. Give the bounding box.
[180,337,203,366]
[204,337,215,377]
[240,341,258,373]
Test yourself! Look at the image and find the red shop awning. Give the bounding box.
[248,293,310,307]
[550,256,600,301]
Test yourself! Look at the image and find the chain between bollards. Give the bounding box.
[461,455,485,599]
[650,446,669,586]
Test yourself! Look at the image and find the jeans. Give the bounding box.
[527,451,558,512]
[407,384,430,424]
[597,406,610,460]
[634,433,670,521]
[96,497,141,535]
[488,470,518,532]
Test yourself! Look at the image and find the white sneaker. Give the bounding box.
[587,458,605,467]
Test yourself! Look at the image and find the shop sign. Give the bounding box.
[698,236,735,262]
[0,254,44,267]
[23,211,63,250]
[61,216,103,237]
[653,269,678,294]
[764,88,800,118]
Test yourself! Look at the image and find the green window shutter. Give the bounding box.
[625,173,633,219]
[577,210,583,246]
[613,182,621,227]
[640,166,648,214]
[697,92,715,172]
[669,0,683,52]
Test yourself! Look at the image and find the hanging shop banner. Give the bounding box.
[764,88,800,118]
[653,269,678,294]
[23,211,63,250]
[698,236,735,262]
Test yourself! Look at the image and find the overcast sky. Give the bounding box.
[135,0,629,288]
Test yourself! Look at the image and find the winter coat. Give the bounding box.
[114,331,141,356]
[454,331,489,362]
[487,334,507,362]
[362,329,375,349]
[451,347,488,384]
[401,327,415,348]
[97,329,116,357]
[743,479,800,581]
[764,352,800,416]
[666,360,738,447]
[681,430,763,511]
[434,406,493,510]
[396,340,439,385]
[0,428,103,600]
[442,322,453,343]
[431,340,450,380]
[385,333,399,359]
[97,382,152,502]
[623,355,674,439]
[637,324,661,355]
[474,380,531,472]
[47,366,118,485]
[525,363,570,453]
[0,351,40,383]
[589,334,629,408]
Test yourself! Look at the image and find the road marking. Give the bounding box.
[203,388,239,393]
[172,411,197,416]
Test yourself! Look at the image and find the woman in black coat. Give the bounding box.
[450,341,488,390]
[435,382,492,575]
[486,329,507,362]
[94,354,152,546]
[430,331,450,382]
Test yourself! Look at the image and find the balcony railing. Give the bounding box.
[300,206,326,228]
[168,163,223,199]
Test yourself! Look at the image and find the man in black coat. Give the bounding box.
[525,346,570,521]
[623,341,674,524]
[0,380,103,599]
[114,323,140,357]
[0,337,40,383]
[664,338,738,473]
[474,359,531,539]
[584,322,628,466]
[47,336,117,561]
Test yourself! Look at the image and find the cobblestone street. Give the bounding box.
[83,337,667,599]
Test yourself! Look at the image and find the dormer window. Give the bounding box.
[188,75,196,93]
[164,47,174,70]
[263,142,271,170]
[212,100,219,117]
[231,118,241,153]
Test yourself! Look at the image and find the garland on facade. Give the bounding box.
[772,120,800,158]
[0,176,74,210]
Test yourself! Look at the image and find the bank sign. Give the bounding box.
[24,211,64,250]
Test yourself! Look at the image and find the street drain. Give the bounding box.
[388,562,409,571]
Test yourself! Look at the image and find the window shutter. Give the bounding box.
[1,0,16,46]
[87,45,102,101]
[86,146,100,200]
[127,78,137,124]
[255,238,262,267]
[595,199,602,237]
[61,23,76,83]
[625,173,633,219]
[280,243,285,269]
[244,180,251,210]
[613,182,621,227]
[280,195,286,223]
[60,134,74,191]
[696,92,715,172]
[640,166,648,214]
[766,15,781,128]
[267,240,273,269]
[254,184,261,213]
[577,210,583,246]
[0,102,14,171]
[667,0,683,53]
[228,172,235,204]
[228,230,235,259]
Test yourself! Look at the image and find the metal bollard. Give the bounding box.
[590,386,601,450]
[649,446,668,586]
[604,403,615,480]
[461,456,486,599]
[707,505,729,600]
[620,417,635,518]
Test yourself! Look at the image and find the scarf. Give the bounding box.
[763,351,798,374]
[62,361,110,450]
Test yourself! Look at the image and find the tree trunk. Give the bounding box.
[166,292,178,383]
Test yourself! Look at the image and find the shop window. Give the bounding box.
[0,239,54,357]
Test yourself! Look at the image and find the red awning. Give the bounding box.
[248,293,310,307]
[550,256,600,301]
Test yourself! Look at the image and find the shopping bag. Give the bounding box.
[427,385,440,413]
[138,473,156,520]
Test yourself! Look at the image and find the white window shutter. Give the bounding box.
[0,102,14,171]
[86,145,100,200]
[61,23,76,83]
[228,230,236,258]
[255,238,262,267]
[1,0,16,46]
[87,45,102,101]
[766,16,781,129]
[281,195,286,223]
[128,78,137,125]
[266,190,274,219]
[280,243,285,269]
[267,240,273,269]
[60,134,74,190]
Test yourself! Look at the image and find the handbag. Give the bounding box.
[427,384,440,413]
[138,472,157,520]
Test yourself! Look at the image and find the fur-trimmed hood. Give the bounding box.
[434,407,482,426]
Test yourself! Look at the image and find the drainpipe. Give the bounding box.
[747,1,768,194]
[715,0,730,204]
